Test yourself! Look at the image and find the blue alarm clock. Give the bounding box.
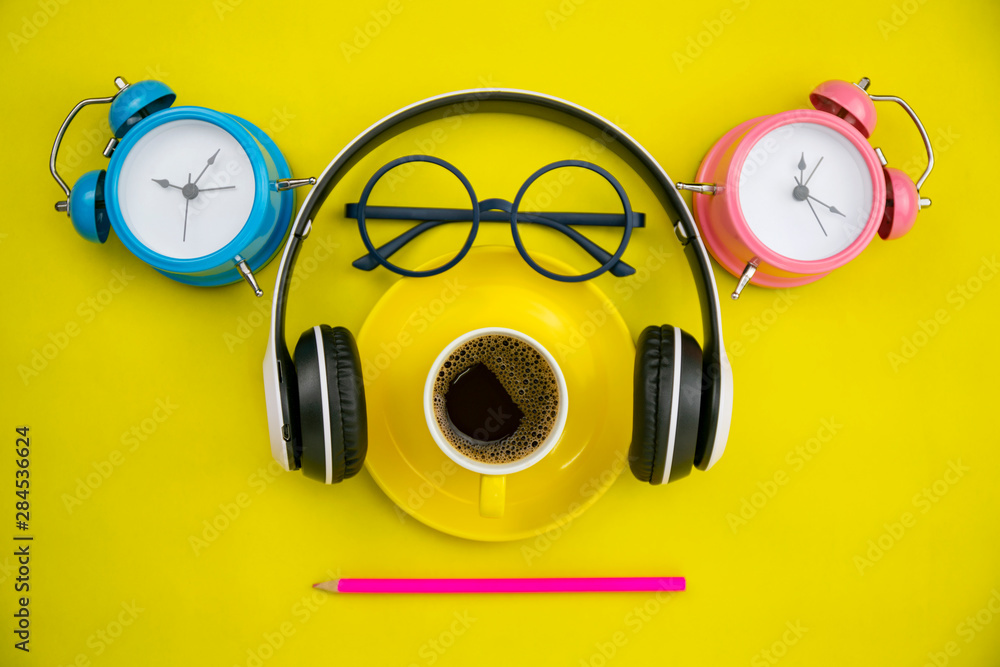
[49,76,315,296]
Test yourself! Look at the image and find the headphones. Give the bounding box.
[263,89,734,488]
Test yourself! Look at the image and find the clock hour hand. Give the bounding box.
[806,195,845,217]
[804,198,828,237]
[798,152,806,185]
[193,149,221,185]
[152,178,183,190]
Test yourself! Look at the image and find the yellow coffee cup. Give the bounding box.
[423,327,568,519]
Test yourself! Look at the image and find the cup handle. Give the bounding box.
[479,474,506,518]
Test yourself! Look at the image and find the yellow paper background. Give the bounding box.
[1,0,998,665]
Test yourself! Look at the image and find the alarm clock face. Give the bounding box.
[116,119,257,259]
[737,122,874,262]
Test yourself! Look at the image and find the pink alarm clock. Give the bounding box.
[678,77,934,298]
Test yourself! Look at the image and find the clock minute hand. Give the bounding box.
[182,172,191,242]
[805,199,828,237]
[197,186,236,192]
[806,194,845,217]
[193,149,221,185]
[803,156,823,186]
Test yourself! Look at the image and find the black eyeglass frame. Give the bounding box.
[348,154,642,282]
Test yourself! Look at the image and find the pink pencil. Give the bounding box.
[312,577,685,594]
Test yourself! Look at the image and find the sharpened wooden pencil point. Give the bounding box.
[313,580,340,592]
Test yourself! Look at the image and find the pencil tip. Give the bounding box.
[313,580,339,592]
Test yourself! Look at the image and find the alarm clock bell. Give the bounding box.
[50,76,316,296]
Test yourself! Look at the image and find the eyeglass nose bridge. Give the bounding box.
[478,198,514,215]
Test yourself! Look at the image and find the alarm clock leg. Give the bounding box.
[731,260,759,300]
[275,178,317,191]
[235,255,264,298]
[676,182,719,195]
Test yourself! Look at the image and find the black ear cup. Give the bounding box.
[629,325,704,485]
[293,325,368,484]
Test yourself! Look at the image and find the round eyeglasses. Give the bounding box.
[346,154,645,282]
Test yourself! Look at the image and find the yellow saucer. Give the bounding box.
[357,246,634,541]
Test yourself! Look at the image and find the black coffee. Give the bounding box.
[432,334,560,464]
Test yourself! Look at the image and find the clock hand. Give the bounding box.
[804,198,828,237]
[193,149,221,185]
[182,172,191,242]
[803,156,823,186]
[806,194,845,217]
[197,186,236,192]
[798,152,806,185]
[790,177,842,217]
[152,178,183,190]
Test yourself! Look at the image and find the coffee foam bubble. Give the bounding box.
[433,334,560,465]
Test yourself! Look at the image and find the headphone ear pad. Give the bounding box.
[293,325,368,484]
[629,325,703,485]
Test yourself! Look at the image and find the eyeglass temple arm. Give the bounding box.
[345,204,645,227]
[349,211,636,277]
